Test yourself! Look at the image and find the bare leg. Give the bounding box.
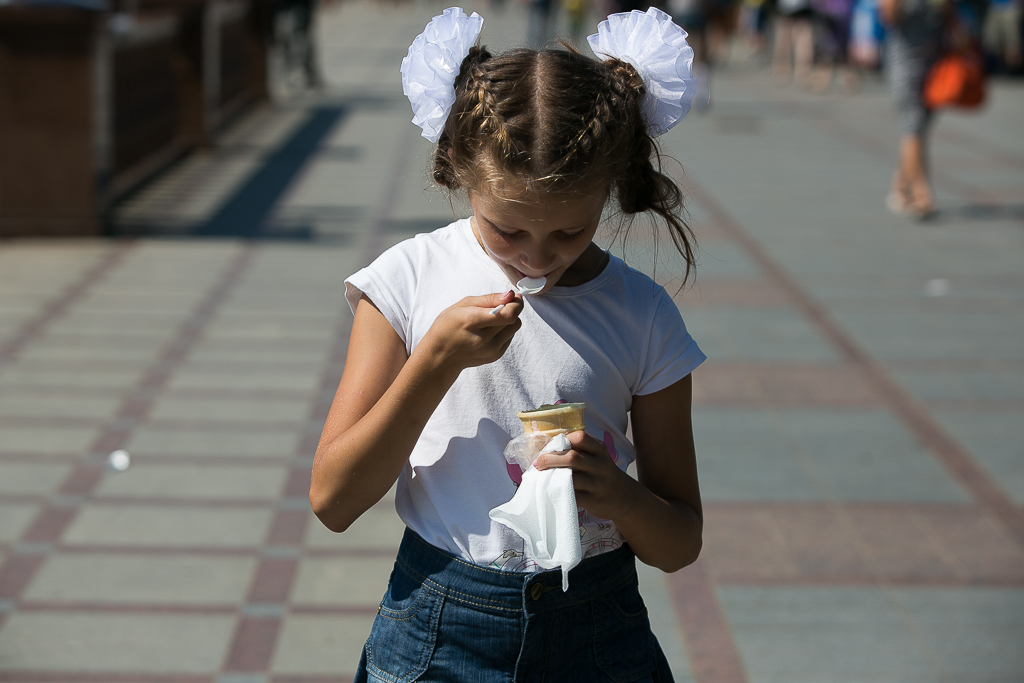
[899,134,934,216]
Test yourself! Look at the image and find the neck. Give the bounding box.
[557,243,609,287]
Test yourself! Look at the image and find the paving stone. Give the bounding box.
[0,368,144,390]
[148,397,312,422]
[166,369,323,393]
[0,426,101,455]
[62,505,272,547]
[23,553,256,604]
[290,556,395,607]
[636,561,697,683]
[305,503,405,550]
[0,503,39,543]
[271,614,373,675]
[693,408,969,502]
[124,427,302,458]
[682,308,841,362]
[0,462,71,495]
[0,392,123,419]
[0,612,235,672]
[936,410,1024,503]
[94,463,289,500]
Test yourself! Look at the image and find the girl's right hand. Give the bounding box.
[418,290,524,373]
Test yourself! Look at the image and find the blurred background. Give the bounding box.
[0,0,1022,681]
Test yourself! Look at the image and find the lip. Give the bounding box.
[513,267,554,280]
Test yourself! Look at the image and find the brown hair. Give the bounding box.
[432,44,696,283]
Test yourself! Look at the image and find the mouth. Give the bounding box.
[513,267,553,280]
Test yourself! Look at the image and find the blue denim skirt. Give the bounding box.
[353,528,674,683]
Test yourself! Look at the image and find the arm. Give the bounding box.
[533,374,702,572]
[310,290,523,532]
[879,0,902,27]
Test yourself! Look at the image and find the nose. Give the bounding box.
[520,245,555,273]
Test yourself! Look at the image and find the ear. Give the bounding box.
[447,148,454,162]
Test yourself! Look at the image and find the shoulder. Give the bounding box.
[344,219,470,315]
[602,255,680,317]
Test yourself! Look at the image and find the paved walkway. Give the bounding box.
[1,1,1023,681]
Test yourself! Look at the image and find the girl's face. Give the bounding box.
[469,186,609,294]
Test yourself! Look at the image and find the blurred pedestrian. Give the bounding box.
[527,0,557,47]
[773,0,817,84]
[983,0,1022,71]
[880,0,947,218]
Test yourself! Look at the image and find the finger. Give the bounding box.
[567,430,605,455]
[533,449,575,471]
[465,290,520,311]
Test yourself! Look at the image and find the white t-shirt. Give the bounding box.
[345,218,705,571]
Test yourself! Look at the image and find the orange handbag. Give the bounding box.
[924,51,986,109]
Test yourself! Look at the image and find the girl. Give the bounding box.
[310,7,705,681]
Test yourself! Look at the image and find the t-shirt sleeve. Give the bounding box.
[344,240,420,350]
[634,289,706,396]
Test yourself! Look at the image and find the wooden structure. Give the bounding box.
[0,0,268,237]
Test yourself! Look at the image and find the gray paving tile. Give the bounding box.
[0,462,71,495]
[290,556,395,606]
[895,370,1024,401]
[272,614,373,675]
[94,463,289,500]
[0,613,235,672]
[0,503,39,543]
[830,305,1024,361]
[305,503,405,550]
[166,369,323,393]
[693,408,968,502]
[24,553,256,604]
[636,562,697,683]
[0,392,122,419]
[124,427,301,458]
[0,368,144,390]
[935,410,1024,503]
[0,426,101,455]
[682,308,841,362]
[148,397,312,422]
[62,505,272,547]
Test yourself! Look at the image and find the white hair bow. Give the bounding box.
[400,7,484,143]
[587,7,698,136]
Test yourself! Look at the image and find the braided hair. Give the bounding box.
[433,44,696,283]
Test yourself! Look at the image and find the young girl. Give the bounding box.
[311,7,705,681]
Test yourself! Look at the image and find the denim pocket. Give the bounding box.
[365,567,444,683]
[592,580,657,682]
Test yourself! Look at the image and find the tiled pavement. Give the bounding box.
[1,1,1023,681]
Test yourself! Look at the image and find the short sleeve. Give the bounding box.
[344,241,420,350]
[634,290,706,396]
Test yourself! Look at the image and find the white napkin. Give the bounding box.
[489,434,582,591]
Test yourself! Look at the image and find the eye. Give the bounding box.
[555,230,587,241]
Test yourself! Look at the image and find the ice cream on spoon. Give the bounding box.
[490,276,547,315]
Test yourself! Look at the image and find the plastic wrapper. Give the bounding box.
[503,432,573,472]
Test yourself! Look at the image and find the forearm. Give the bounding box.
[612,476,703,573]
[310,349,459,532]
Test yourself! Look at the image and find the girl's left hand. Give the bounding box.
[532,431,638,522]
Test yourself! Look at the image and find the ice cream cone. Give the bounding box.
[517,403,585,436]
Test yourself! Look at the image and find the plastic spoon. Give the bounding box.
[490,276,547,315]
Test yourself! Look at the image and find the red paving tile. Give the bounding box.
[676,278,791,307]
[668,559,750,683]
[248,558,299,603]
[692,362,884,408]
[702,503,1024,585]
[223,615,282,672]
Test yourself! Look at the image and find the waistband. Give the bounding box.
[393,528,638,614]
